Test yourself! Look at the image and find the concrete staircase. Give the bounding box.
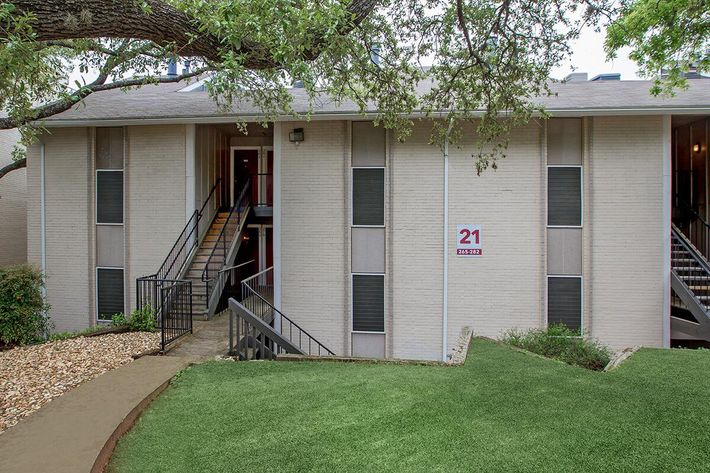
[184,211,239,319]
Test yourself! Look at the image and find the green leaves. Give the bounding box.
[605,0,709,96]
[0,0,705,177]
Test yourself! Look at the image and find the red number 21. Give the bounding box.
[459,228,479,245]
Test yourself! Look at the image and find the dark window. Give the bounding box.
[548,167,581,226]
[97,268,124,321]
[97,171,124,223]
[353,168,384,226]
[353,275,384,332]
[547,277,582,332]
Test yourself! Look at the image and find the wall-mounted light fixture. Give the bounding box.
[289,128,305,143]
[693,142,702,153]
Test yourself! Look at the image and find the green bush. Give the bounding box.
[502,324,612,371]
[111,312,127,327]
[127,305,156,332]
[0,265,51,348]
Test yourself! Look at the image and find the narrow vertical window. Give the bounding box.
[97,268,125,321]
[547,277,582,332]
[547,167,582,226]
[96,127,125,321]
[352,274,385,332]
[352,168,385,226]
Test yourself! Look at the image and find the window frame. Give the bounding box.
[351,272,386,334]
[545,274,584,335]
[546,164,583,229]
[95,266,125,322]
[94,127,126,323]
[351,166,386,228]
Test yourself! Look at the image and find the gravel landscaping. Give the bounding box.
[0,332,160,433]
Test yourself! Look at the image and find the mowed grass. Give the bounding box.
[109,339,710,472]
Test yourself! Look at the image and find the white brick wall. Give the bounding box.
[0,128,27,266]
[126,125,187,310]
[390,121,445,360]
[587,116,665,349]
[280,121,348,354]
[388,121,545,360]
[446,122,545,351]
[27,129,92,332]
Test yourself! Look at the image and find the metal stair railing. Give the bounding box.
[230,266,335,359]
[201,180,252,316]
[135,178,221,350]
[136,277,193,352]
[674,200,710,264]
[671,225,710,340]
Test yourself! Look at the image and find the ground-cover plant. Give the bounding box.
[111,306,156,333]
[502,324,611,370]
[109,339,710,472]
[0,265,50,348]
[48,324,120,341]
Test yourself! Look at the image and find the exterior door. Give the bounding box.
[232,148,259,205]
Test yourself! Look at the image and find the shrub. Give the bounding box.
[128,305,156,332]
[0,265,51,348]
[501,324,611,371]
[111,312,127,327]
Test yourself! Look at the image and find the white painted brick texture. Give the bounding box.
[588,116,665,349]
[280,121,348,354]
[126,125,187,310]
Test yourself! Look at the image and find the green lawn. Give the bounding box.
[109,339,710,472]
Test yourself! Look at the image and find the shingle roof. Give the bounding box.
[43,78,710,125]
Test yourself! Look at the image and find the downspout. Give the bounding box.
[442,119,453,362]
[40,141,47,299]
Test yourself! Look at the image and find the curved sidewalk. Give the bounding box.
[0,355,194,473]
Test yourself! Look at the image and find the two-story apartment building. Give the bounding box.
[23,75,710,360]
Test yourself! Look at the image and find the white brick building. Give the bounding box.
[21,77,710,360]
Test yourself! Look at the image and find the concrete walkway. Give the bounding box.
[166,310,230,359]
[0,355,194,473]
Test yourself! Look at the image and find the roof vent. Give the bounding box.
[167,60,178,77]
[371,44,381,66]
[564,72,588,82]
[590,73,621,81]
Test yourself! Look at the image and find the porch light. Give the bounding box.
[289,128,304,143]
[693,142,702,153]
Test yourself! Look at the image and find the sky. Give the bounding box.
[552,26,640,81]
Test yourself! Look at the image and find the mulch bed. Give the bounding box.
[0,332,160,433]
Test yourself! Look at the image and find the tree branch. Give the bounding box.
[0,158,26,180]
[0,67,211,130]
[8,0,379,68]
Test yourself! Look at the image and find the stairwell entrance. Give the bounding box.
[671,115,710,347]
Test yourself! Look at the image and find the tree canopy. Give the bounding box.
[0,0,707,180]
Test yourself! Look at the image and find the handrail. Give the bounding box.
[228,299,305,359]
[218,259,255,275]
[240,271,335,357]
[675,200,710,263]
[240,266,271,286]
[154,178,222,282]
[201,180,251,283]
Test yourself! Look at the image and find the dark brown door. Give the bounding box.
[233,149,259,205]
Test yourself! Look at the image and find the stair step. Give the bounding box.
[674,266,701,271]
[681,275,710,281]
